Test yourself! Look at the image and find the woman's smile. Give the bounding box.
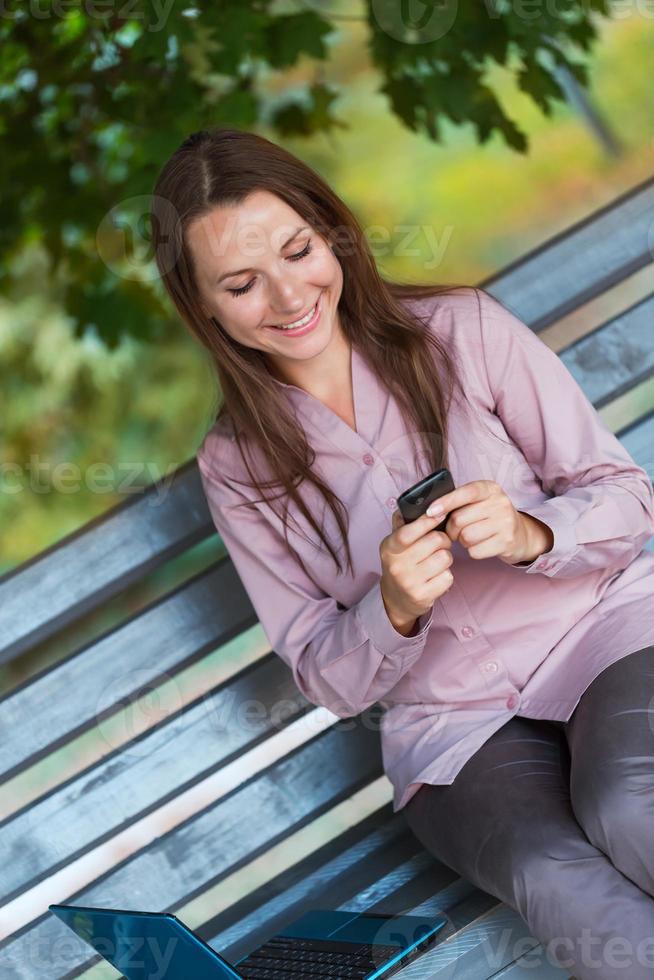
[264,292,323,337]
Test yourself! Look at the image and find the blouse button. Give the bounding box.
[362,453,374,466]
[386,496,396,508]
[461,625,474,638]
[506,694,519,710]
[483,661,498,672]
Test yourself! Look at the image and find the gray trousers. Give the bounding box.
[403,645,654,980]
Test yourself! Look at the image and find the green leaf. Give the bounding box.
[263,12,334,69]
[516,58,567,116]
[212,88,259,128]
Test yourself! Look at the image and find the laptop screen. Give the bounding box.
[49,905,241,979]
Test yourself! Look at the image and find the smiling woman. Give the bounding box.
[148,127,654,980]
[149,126,468,579]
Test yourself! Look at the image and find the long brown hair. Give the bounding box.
[150,127,472,579]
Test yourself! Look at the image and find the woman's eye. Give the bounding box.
[228,239,313,297]
[229,280,255,297]
[288,239,312,262]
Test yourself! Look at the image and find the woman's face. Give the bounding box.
[187,189,344,379]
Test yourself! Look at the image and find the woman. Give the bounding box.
[150,127,654,978]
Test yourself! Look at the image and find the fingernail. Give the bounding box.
[426,503,444,517]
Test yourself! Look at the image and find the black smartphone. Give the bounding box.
[397,467,455,532]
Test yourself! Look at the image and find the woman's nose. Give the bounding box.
[269,285,307,318]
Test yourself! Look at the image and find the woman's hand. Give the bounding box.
[379,511,454,631]
[426,479,554,566]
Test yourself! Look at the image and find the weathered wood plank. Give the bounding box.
[0,654,311,904]
[0,459,214,665]
[0,559,256,781]
[619,409,654,482]
[482,174,654,330]
[387,901,568,979]
[558,292,654,408]
[618,410,654,553]
[487,949,572,979]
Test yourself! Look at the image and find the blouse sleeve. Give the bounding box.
[196,448,434,718]
[474,287,654,578]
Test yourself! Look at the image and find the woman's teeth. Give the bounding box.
[273,302,317,330]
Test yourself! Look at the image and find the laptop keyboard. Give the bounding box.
[236,935,406,979]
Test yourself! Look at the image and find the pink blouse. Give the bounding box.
[197,287,654,813]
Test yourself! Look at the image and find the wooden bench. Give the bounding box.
[1,174,653,980]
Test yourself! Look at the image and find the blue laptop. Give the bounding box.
[49,903,447,979]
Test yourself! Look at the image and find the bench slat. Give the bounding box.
[0,655,311,904]
[618,409,654,554]
[481,174,654,330]
[393,902,567,979]
[0,460,215,666]
[559,291,654,408]
[618,409,654,482]
[0,560,255,781]
[488,950,572,979]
